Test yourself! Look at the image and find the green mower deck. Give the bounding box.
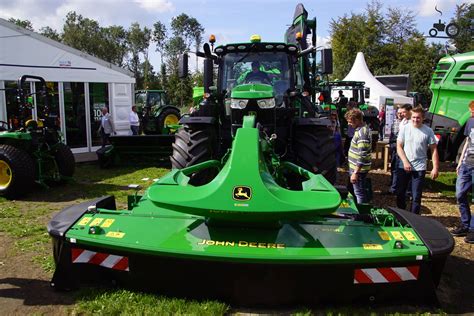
[48,116,453,306]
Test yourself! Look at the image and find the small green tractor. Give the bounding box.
[135,90,180,135]
[0,75,75,199]
[426,51,474,161]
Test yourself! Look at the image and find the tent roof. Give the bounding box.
[342,52,412,105]
[0,18,135,83]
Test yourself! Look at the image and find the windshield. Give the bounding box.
[220,52,292,104]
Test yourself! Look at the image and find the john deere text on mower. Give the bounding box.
[48,4,453,305]
[0,75,74,199]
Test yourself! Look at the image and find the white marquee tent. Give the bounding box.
[339,52,413,109]
[0,18,136,152]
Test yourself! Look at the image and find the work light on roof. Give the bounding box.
[250,34,261,43]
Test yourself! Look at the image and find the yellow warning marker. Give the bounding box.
[101,219,115,228]
[402,231,417,241]
[78,217,92,226]
[89,218,104,226]
[378,231,391,241]
[363,244,383,250]
[391,231,405,240]
[106,231,125,238]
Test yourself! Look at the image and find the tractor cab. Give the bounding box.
[214,38,299,135]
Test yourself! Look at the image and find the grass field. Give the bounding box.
[0,163,471,315]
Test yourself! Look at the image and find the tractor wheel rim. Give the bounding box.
[0,160,12,189]
[164,114,179,126]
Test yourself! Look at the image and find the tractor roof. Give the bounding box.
[213,42,298,56]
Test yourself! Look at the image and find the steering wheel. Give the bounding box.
[0,121,10,131]
[245,77,271,85]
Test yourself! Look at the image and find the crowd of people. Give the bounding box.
[332,100,474,244]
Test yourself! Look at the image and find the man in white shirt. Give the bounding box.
[100,107,115,147]
[129,105,140,135]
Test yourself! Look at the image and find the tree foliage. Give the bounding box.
[451,3,474,53]
[8,18,33,31]
[329,0,455,98]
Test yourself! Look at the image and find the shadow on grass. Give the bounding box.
[0,278,75,306]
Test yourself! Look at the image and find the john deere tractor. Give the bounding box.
[173,4,336,184]
[135,90,180,135]
[0,75,74,199]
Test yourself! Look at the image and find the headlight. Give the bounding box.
[230,99,249,109]
[257,98,275,109]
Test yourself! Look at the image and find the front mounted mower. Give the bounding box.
[0,75,74,199]
[48,4,453,306]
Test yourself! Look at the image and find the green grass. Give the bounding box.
[72,289,229,315]
[425,171,456,197]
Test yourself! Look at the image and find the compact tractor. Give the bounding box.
[48,4,453,305]
[0,75,75,198]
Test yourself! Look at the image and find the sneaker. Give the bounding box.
[464,231,474,244]
[451,226,469,237]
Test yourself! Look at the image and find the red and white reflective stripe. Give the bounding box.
[354,266,419,284]
[71,248,129,271]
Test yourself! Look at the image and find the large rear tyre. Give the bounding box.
[171,124,217,185]
[293,125,337,184]
[0,145,35,199]
[54,143,75,177]
[157,108,180,134]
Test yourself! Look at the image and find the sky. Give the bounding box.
[0,0,468,69]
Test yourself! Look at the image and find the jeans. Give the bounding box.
[131,125,139,135]
[389,144,399,193]
[349,170,368,204]
[396,169,426,214]
[455,164,474,231]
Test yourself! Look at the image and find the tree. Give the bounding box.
[152,21,167,64]
[170,14,205,70]
[451,3,474,53]
[39,26,61,42]
[126,22,151,88]
[8,18,33,31]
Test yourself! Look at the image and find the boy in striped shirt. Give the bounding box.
[345,109,372,204]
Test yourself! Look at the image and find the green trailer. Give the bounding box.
[426,51,474,161]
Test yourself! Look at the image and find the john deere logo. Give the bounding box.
[233,186,252,201]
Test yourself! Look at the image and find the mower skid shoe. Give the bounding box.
[387,207,454,286]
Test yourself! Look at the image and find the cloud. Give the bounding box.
[0,0,175,32]
[417,0,458,17]
[134,0,174,13]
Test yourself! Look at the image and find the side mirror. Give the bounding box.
[320,48,333,74]
[203,58,214,93]
[364,87,370,99]
[178,53,189,79]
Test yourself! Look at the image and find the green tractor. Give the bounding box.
[135,90,180,135]
[425,51,474,161]
[172,14,337,184]
[318,80,380,147]
[0,75,75,199]
[48,4,453,305]
[95,90,180,168]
